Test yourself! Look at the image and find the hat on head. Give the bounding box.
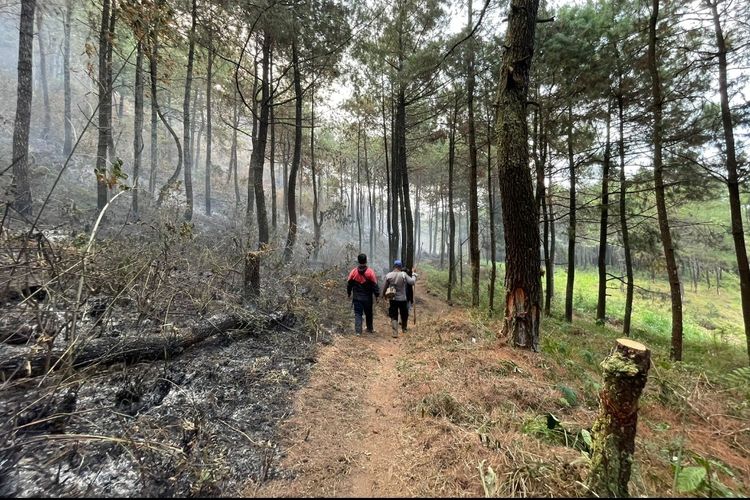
[394,259,403,268]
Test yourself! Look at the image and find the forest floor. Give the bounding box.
[249,273,750,498]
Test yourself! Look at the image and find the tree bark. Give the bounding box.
[35,6,50,140]
[648,0,683,361]
[565,106,576,323]
[448,95,458,302]
[11,0,36,217]
[487,110,497,314]
[311,83,322,258]
[205,30,213,217]
[62,0,73,157]
[95,0,111,212]
[283,36,302,262]
[596,101,612,323]
[269,48,277,230]
[148,22,158,197]
[466,0,480,307]
[496,0,541,350]
[253,32,271,246]
[133,40,144,219]
[182,0,197,221]
[617,93,634,336]
[587,338,651,497]
[708,0,750,363]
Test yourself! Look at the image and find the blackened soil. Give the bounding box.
[0,317,324,497]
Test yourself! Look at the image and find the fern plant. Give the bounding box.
[724,366,750,389]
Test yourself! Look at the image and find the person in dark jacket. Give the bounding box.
[347,253,380,335]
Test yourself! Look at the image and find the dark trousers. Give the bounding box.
[353,299,374,332]
[388,300,409,330]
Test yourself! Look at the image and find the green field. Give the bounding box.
[422,261,748,374]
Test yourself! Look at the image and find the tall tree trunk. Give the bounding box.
[62,0,73,156]
[148,22,158,197]
[182,0,196,221]
[487,111,497,313]
[269,48,277,230]
[12,0,36,217]
[396,89,414,268]
[708,0,750,363]
[95,0,111,212]
[253,32,271,245]
[649,0,683,361]
[105,3,116,163]
[496,0,541,350]
[448,95,458,301]
[283,133,289,225]
[565,106,576,323]
[546,171,555,315]
[311,83,322,258]
[365,128,374,259]
[467,0,480,307]
[283,37,302,262]
[35,7,50,140]
[205,30,213,217]
[596,101,612,323]
[133,40,144,219]
[152,26,184,208]
[230,84,240,210]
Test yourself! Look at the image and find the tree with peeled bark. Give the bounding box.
[11,0,36,217]
[496,0,542,350]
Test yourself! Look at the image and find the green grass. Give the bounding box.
[421,260,748,377]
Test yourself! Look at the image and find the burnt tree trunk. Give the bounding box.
[587,338,651,497]
[496,0,541,350]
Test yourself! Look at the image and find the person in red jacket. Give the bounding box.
[347,253,380,335]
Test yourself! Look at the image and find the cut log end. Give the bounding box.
[616,338,647,352]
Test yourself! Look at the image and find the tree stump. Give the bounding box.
[244,251,260,298]
[587,338,650,498]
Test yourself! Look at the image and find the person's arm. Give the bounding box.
[405,273,416,285]
[382,278,390,297]
[347,278,353,298]
[373,279,380,298]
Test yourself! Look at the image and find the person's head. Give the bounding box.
[393,259,403,270]
[358,253,367,265]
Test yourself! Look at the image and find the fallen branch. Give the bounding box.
[0,311,283,381]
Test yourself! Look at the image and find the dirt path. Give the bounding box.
[253,280,452,497]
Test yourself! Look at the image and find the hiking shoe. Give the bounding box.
[355,331,362,336]
[366,329,376,334]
